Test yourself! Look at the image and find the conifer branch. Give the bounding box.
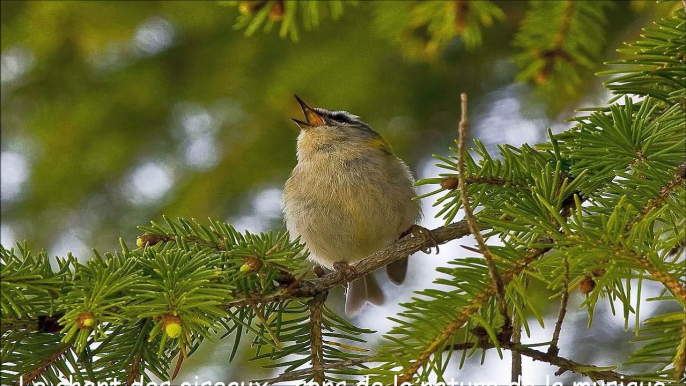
[535,0,575,83]
[440,176,530,190]
[632,256,686,306]
[623,160,686,233]
[455,93,511,340]
[126,352,143,386]
[260,356,374,383]
[2,220,472,332]
[640,161,686,216]
[397,245,549,383]
[21,344,73,386]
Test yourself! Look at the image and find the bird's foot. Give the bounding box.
[312,265,326,278]
[333,261,358,283]
[402,225,440,254]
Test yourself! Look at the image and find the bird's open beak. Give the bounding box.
[292,94,325,129]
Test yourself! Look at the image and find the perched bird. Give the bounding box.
[282,95,428,316]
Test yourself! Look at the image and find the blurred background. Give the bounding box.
[0,1,678,384]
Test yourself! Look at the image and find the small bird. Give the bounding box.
[282,95,426,316]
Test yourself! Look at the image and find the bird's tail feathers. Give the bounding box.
[386,256,408,285]
[345,273,386,316]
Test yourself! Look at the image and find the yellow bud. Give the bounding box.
[162,315,184,339]
[165,322,182,339]
[240,257,263,273]
[136,234,166,247]
[76,312,96,329]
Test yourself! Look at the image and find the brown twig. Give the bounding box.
[548,256,570,356]
[286,220,471,299]
[447,341,641,383]
[308,292,327,385]
[453,0,469,34]
[126,352,143,386]
[511,313,522,384]
[455,93,511,340]
[535,0,575,84]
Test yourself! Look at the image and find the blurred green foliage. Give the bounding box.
[0,1,668,259]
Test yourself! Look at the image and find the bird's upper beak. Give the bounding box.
[292,94,325,129]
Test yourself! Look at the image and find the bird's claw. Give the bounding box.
[404,225,440,254]
[333,261,358,283]
[312,265,326,278]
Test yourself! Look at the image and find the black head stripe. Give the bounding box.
[328,112,356,123]
[312,107,373,133]
[314,108,360,124]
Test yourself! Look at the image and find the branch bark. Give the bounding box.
[308,293,327,385]
[448,341,643,383]
[456,93,511,340]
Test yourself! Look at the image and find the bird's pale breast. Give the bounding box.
[283,148,420,269]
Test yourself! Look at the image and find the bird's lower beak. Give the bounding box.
[293,94,325,129]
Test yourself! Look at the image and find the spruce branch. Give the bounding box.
[396,245,549,383]
[513,0,612,94]
[260,356,374,384]
[638,160,686,217]
[632,256,686,306]
[439,176,530,190]
[456,93,511,342]
[21,344,73,386]
[2,220,472,331]
[536,0,575,83]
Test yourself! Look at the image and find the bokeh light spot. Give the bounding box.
[1,46,35,84]
[125,162,174,204]
[1,151,30,202]
[133,17,175,56]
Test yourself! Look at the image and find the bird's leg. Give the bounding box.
[401,224,440,254]
[333,261,358,283]
[312,264,326,278]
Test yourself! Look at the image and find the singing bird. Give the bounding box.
[282,95,432,316]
